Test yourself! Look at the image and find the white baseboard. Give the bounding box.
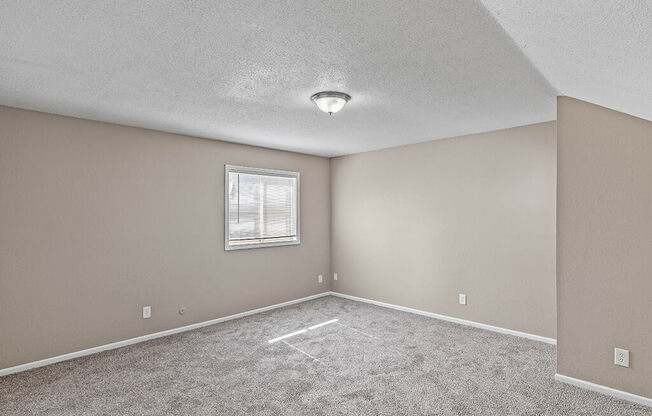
[555,374,652,408]
[329,291,556,345]
[0,292,330,377]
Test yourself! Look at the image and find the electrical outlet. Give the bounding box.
[333,273,338,281]
[458,294,467,305]
[142,306,151,319]
[318,274,323,283]
[614,348,629,367]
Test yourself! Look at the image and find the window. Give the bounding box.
[224,165,299,250]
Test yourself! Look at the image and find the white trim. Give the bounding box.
[555,374,652,408]
[224,164,300,251]
[329,291,556,345]
[0,292,330,377]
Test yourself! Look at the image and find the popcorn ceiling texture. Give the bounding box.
[1,296,650,415]
[480,0,652,123]
[0,0,556,157]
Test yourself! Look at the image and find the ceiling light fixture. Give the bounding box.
[310,91,351,115]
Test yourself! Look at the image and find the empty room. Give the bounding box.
[1,1,651,415]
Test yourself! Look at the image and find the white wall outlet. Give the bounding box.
[458,294,467,305]
[142,306,151,319]
[318,274,323,283]
[333,272,338,281]
[614,348,629,367]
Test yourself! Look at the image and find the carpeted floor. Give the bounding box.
[1,296,650,415]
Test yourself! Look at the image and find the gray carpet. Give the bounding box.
[1,296,650,415]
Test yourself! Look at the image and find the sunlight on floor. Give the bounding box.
[268,319,339,343]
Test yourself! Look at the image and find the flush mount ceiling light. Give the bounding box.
[310,91,351,115]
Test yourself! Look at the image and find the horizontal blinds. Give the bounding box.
[228,172,297,242]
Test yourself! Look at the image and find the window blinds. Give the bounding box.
[226,167,299,249]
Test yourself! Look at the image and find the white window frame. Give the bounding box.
[224,164,300,251]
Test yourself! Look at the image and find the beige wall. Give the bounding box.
[331,122,557,339]
[0,106,331,369]
[557,97,652,398]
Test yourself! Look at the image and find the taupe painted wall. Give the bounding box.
[331,122,557,339]
[0,106,331,369]
[557,97,652,398]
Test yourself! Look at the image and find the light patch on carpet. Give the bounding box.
[268,318,339,343]
[267,329,308,344]
[281,340,321,363]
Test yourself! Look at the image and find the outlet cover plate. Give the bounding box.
[142,306,151,319]
[459,294,467,305]
[614,348,629,367]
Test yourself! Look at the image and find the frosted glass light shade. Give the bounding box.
[310,91,351,115]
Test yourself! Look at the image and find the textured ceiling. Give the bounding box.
[1,1,557,156]
[480,0,652,123]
